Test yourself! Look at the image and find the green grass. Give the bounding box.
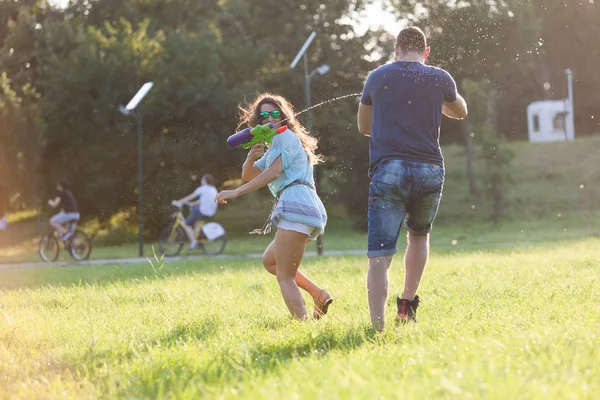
[2,209,599,265]
[1,234,599,398]
[426,135,600,223]
[2,136,600,397]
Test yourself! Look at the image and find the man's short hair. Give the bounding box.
[396,26,427,54]
[202,174,215,186]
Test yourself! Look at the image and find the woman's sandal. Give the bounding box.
[313,290,333,319]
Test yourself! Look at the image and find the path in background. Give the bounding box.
[0,249,367,270]
[4,233,598,270]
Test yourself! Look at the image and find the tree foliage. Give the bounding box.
[0,0,598,232]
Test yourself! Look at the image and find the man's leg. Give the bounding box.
[184,210,200,246]
[183,224,196,244]
[50,213,67,236]
[400,163,443,321]
[366,173,405,331]
[367,255,394,331]
[402,232,429,300]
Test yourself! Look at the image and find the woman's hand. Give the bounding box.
[246,144,265,163]
[214,189,240,204]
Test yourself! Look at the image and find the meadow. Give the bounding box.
[1,229,599,399]
[1,137,600,398]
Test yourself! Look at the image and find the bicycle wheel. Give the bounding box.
[158,223,186,257]
[68,230,92,261]
[39,233,60,262]
[199,233,227,256]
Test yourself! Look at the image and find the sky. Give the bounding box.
[350,1,400,35]
[47,0,400,35]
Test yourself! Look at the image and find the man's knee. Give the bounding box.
[184,218,196,228]
[408,231,429,240]
[368,256,393,270]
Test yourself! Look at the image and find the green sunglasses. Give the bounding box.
[259,110,282,120]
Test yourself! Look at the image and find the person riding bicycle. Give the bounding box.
[173,174,218,249]
[48,181,80,241]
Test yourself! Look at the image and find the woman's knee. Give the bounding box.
[276,270,295,282]
[262,252,276,274]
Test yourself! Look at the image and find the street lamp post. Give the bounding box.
[119,82,154,257]
[291,32,330,256]
[564,68,575,141]
[136,112,144,257]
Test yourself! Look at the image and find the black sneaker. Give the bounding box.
[396,295,420,323]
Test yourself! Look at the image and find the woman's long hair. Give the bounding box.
[236,93,323,165]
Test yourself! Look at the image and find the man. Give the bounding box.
[357,26,468,330]
[174,174,218,249]
[48,181,80,240]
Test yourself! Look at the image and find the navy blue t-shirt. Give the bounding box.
[360,61,457,173]
[58,189,79,213]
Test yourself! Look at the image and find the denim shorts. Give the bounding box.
[185,207,207,227]
[368,160,444,258]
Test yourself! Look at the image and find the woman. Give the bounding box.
[215,93,332,320]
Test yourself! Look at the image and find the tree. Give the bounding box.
[462,79,514,222]
[0,72,42,208]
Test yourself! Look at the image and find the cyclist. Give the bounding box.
[48,181,80,241]
[173,174,218,249]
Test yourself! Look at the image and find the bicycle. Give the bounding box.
[39,220,93,262]
[158,202,227,257]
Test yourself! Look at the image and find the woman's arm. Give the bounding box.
[238,156,282,196]
[215,156,283,204]
[241,145,265,182]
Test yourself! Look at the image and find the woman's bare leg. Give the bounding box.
[263,238,332,318]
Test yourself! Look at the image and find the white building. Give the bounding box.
[527,69,575,143]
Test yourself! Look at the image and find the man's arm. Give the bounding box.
[357,103,373,137]
[442,93,468,120]
[48,197,61,208]
[178,192,198,204]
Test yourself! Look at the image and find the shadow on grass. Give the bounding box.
[42,313,381,398]
[102,322,380,397]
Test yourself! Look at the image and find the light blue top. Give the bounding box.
[254,129,327,238]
